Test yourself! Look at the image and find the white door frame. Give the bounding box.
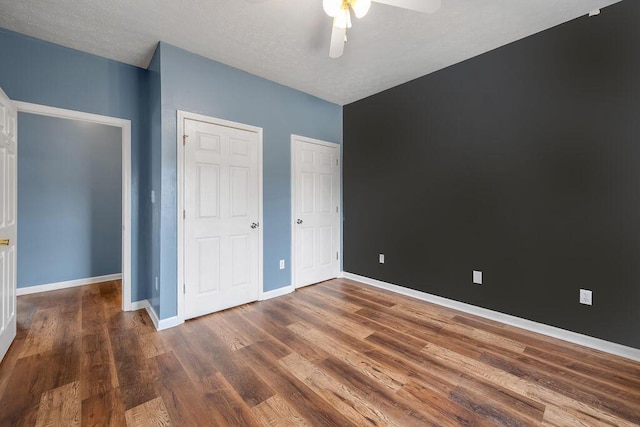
[290,134,341,289]
[176,110,263,324]
[14,102,133,311]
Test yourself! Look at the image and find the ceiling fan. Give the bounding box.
[324,0,441,58]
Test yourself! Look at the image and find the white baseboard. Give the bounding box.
[131,299,181,331]
[342,272,640,363]
[158,315,181,330]
[17,273,122,296]
[260,285,294,301]
[130,300,147,311]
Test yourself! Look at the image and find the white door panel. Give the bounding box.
[0,87,17,362]
[293,136,340,288]
[184,119,260,319]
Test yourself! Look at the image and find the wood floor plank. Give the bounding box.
[251,395,310,427]
[149,351,217,427]
[2,278,639,426]
[137,329,168,359]
[279,351,400,426]
[0,335,25,398]
[396,380,495,427]
[240,307,330,365]
[274,297,375,340]
[81,388,127,427]
[479,350,640,425]
[185,320,276,408]
[20,306,60,358]
[35,380,80,427]
[238,342,359,427]
[0,352,64,423]
[198,372,262,427]
[421,342,638,427]
[124,396,172,427]
[319,355,438,427]
[109,328,158,410]
[80,326,119,400]
[288,321,407,391]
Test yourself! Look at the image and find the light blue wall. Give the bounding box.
[0,27,342,314]
[146,45,162,314]
[0,28,148,301]
[156,42,343,319]
[17,113,122,287]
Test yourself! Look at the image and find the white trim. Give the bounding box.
[176,110,264,324]
[129,299,180,331]
[291,134,341,289]
[260,285,294,301]
[343,272,640,363]
[15,102,133,311]
[158,315,181,330]
[130,300,147,311]
[17,274,122,296]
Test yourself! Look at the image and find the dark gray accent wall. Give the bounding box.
[343,1,640,349]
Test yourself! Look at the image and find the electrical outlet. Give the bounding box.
[379,254,385,264]
[279,259,285,270]
[579,289,593,305]
[473,270,482,285]
[155,276,159,291]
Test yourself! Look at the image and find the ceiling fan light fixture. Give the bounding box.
[333,7,352,29]
[350,0,371,19]
[323,0,343,17]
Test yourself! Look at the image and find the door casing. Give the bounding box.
[15,101,133,311]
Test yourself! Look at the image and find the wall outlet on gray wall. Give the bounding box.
[473,270,482,285]
[580,289,593,305]
[279,259,285,269]
[379,254,385,264]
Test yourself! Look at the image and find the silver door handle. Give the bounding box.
[251,222,259,229]
[296,219,303,225]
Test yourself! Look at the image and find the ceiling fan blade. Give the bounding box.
[329,25,346,58]
[372,0,441,13]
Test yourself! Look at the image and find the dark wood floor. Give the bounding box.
[1,279,639,426]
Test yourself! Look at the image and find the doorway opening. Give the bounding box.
[15,102,132,311]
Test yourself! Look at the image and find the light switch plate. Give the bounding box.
[379,254,385,264]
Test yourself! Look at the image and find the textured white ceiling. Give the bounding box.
[0,0,622,105]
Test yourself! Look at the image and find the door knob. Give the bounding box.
[296,219,303,224]
[250,222,259,229]
[0,238,9,246]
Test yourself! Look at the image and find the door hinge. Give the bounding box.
[183,283,186,294]
[336,252,339,260]
[336,158,339,166]
[183,210,186,219]
[183,134,188,145]
[336,206,338,213]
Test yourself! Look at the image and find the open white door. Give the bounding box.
[0,88,17,362]
[183,117,262,320]
[292,135,340,288]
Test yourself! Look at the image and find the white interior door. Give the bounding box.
[292,135,340,288]
[0,88,17,362]
[183,118,260,319]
